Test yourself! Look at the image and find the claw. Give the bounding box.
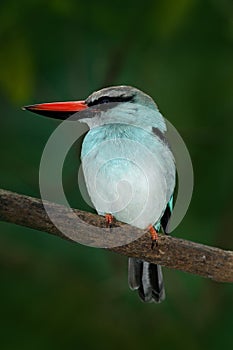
[105,213,114,228]
[148,224,158,249]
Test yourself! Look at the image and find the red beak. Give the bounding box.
[22,100,88,119]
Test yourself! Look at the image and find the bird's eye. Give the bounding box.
[101,97,110,104]
[87,95,133,107]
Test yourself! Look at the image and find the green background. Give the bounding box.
[0,0,233,349]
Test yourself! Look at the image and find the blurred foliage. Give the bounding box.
[0,0,233,349]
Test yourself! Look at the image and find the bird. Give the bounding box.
[23,85,176,303]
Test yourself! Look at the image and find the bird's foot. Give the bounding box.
[105,213,114,229]
[148,224,158,249]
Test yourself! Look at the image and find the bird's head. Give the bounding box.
[23,86,166,132]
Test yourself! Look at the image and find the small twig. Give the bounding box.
[0,188,232,283]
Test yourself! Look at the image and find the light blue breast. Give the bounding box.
[81,123,175,229]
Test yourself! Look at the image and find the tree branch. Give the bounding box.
[0,188,232,283]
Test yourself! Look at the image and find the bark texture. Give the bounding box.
[0,189,232,283]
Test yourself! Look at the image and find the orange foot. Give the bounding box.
[105,213,114,229]
[148,224,158,249]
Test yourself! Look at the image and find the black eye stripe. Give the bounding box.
[87,95,133,107]
[101,97,111,104]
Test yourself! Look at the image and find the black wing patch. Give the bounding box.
[160,202,172,235]
[152,127,171,149]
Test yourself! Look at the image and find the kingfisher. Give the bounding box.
[23,86,176,303]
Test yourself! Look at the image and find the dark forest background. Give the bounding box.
[0,0,233,349]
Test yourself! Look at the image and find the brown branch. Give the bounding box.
[0,188,233,283]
